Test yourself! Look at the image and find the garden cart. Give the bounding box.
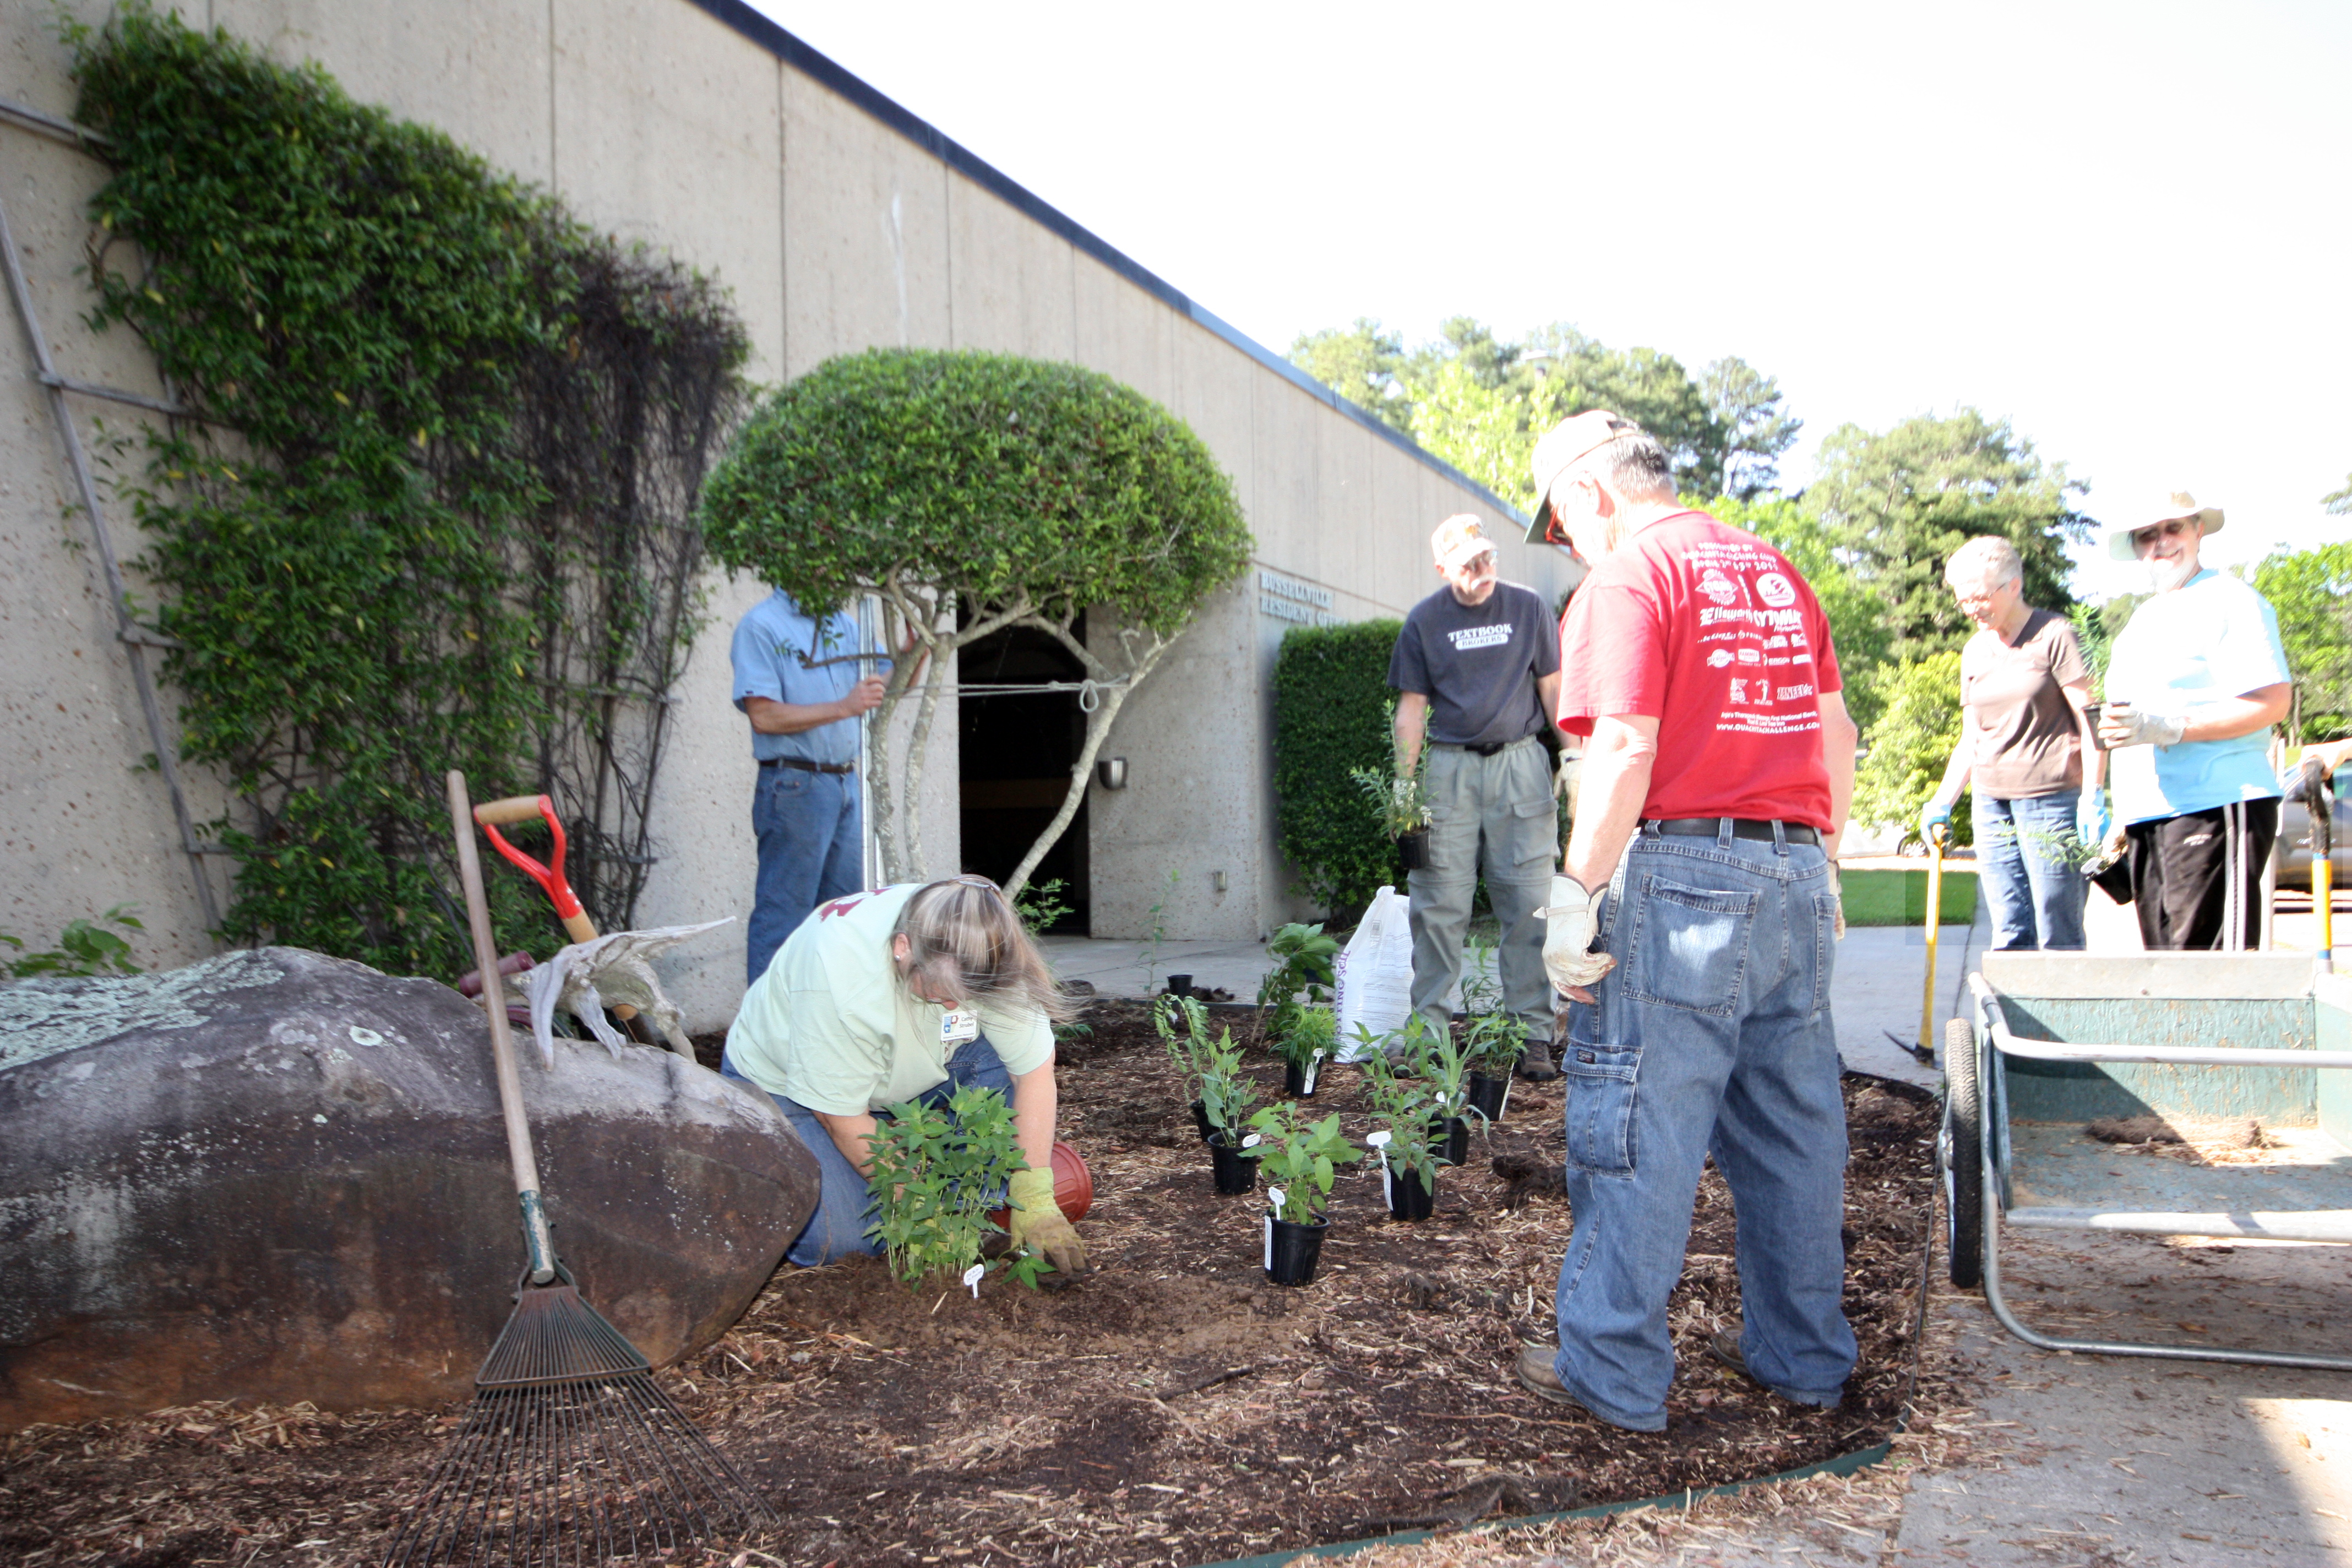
[1940,950,2352,1372]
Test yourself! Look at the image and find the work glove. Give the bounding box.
[2077,793,2110,849]
[1918,799,1952,840]
[2098,703,2185,749]
[1827,863,1847,941]
[1536,874,1615,992]
[1005,1167,1089,1275]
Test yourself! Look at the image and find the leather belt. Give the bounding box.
[760,756,855,775]
[1436,734,1536,758]
[1646,817,1821,846]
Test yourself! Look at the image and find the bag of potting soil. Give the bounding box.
[1332,885,1413,1061]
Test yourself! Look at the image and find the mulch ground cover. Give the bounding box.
[0,1000,1948,1568]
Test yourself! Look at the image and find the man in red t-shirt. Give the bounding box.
[1509,411,1861,1435]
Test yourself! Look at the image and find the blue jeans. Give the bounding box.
[1973,790,2085,952]
[747,764,863,985]
[722,1035,1015,1268]
[1550,823,1855,1431]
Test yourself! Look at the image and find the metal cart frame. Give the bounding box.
[1944,961,2352,1373]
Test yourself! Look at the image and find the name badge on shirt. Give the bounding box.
[940,1008,979,1046]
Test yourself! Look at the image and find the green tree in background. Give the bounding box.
[1850,651,1971,848]
[1703,357,1804,501]
[1289,317,1411,432]
[1287,315,1799,505]
[1805,410,2089,663]
[2250,543,2352,741]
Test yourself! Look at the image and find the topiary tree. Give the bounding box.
[700,348,1253,895]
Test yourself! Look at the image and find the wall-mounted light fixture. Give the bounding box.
[1095,756,1128,790]
[1211,870,1229,895]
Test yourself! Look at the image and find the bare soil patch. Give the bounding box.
[1,1001,1947,1567]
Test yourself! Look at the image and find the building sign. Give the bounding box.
[1259,570,1340,627]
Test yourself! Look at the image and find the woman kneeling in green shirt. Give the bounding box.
[722,875,1088,1272]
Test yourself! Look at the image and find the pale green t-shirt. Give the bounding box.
[724,883,1055,1117]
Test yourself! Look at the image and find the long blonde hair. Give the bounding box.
[893,875,1078,1023]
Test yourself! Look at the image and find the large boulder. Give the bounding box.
[0,948,816,1429]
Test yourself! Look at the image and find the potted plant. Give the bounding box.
[1401,1016,1473,1167]
[1273,1005,1337,1098]
[1351,739,1433,870]
[1155,994,1217,1142]
[1245,1101,1360,1286]
[1363,1066,1446,1222]
[1256,919,1338,1072]
[1458,939,1521,1122]
[1196,1030,1262,1195]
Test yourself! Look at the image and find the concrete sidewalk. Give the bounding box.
[1042,889,2352,1564]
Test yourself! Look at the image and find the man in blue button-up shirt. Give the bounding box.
[731,590,887,983]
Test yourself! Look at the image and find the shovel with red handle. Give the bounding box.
[471,793,638,1025]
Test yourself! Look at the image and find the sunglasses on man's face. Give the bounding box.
[2132,518,2198,553]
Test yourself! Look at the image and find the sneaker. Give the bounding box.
[1515,1040,1561,1082]
[1513,1343,1583,1408]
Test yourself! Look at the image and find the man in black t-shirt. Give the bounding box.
[1388,516,1564,1079]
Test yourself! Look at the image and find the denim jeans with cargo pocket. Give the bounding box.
[1549,821,1855,1431]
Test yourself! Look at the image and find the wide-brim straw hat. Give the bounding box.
[2107,491,2224,561]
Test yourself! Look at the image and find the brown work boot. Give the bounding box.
[1705,1330,1755,1384]
[1513,1343,1585,1409]
[1515,1039,1560,1082]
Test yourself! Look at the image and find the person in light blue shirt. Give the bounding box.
[2098,492,2291,950]
[731,590,887,983]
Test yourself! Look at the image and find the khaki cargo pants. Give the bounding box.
[1407,735,1559,1041]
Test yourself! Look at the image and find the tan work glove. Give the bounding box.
[1828,864,1847,941]
[1536,874,1615,992]
[1005,1167,1089,1274]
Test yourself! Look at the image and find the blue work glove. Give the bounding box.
[1918,799,1952,840]
[2077,793,2110,850]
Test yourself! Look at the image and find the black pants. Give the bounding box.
[2125,799,2279,951]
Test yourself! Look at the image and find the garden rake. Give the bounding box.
[381,771,770,1567]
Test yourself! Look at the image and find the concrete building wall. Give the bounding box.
[0,0,1573,1026]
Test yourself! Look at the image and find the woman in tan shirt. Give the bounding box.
[1919,537,2105,950]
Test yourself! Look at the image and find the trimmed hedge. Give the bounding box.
[1272,619,1406,914]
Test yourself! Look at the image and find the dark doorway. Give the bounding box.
[959,624,1090,933]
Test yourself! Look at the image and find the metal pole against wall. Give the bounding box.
[0,105,223,931]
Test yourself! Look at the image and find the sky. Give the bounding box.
[746,1,2352,602]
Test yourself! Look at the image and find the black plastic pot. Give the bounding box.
[1189,1099,1213,1143]
[1164,972,1194,998]
[1264,1210,1329,1286]
[1384,1161,1435,1221]
[1464,1071,1510,1124]
[1282,1052,1325,1098]
[1427,1114,1469,1168]
[1208,1135,1258,1196]
[1397,830,1430,872]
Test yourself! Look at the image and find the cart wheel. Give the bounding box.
[1940,1016,1984,1290]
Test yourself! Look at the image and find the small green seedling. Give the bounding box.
[862,1085,1046,1291]
[1362,1057,1446,1188]
[1196,1028,1260,1144]
[1403,1014,1472,1120]
[1272,1005,1337,1087]
[1246,1102,1360,1224]
[1257,920,1339,1047]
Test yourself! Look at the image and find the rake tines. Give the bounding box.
[384,1272,771,1567]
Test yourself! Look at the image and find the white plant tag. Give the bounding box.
[1366,1129,1392,1148]
[1263,1212,1273,1271]
[1268,1184,1286,1219]
[961,1262,984,1299]
[1242,1133,1262,1148]
[1383,1166,1393,1206]
[1304,1051,1321,1094]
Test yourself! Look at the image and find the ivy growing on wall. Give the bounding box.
[68,6,747,973]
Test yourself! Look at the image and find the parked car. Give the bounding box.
[2271,760,2352,893]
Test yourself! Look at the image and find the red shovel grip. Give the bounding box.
[472,794,583,922]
